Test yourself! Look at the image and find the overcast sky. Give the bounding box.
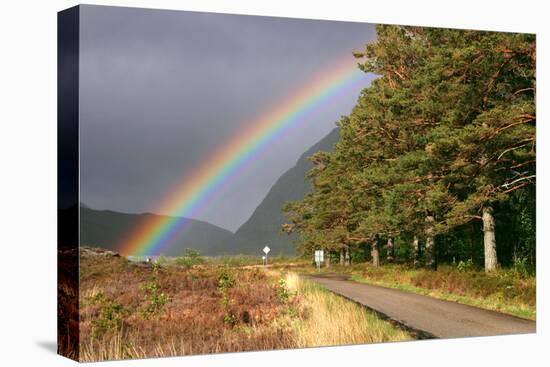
[79,5,376,231]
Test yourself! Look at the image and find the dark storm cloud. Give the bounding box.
[79,5,376,231]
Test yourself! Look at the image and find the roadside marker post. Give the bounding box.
[262,255,266,266]
[263,246,270,266]
[315,250,324,272]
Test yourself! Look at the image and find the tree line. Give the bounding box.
[283,25,536,272]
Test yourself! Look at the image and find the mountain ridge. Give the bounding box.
[231,127,340,255]
[79,206,234,256]
[78,127,340,256]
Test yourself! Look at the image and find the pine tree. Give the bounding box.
[283,25,535,273]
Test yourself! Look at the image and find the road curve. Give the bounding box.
[305,273,535,339]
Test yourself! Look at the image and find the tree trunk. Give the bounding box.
[371,237,380,267]
[482,205,498,272]
[326,252,331,268]
[425,214,436,270]
[339,248,345,265]
[344,246,351,266]
[411,235,419,266]
[386,237,394,263]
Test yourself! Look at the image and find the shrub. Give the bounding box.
[86,292,126,337]
[175,248,205,268]
[141,281,168,318]
[456,259,475,272]
[277,278,291,304]
[277,278,298,317]
[151,261,162,273]
[217,269,236,289]
[217,269,236,326]
[511,255,532,278]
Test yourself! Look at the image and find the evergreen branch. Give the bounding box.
[497,142,533,160]
[513,87,535,96]
[493,116,535,137]
[500,174,536,190]
[483,60,511,105]
[509,159,536,170]
[502,181,531,194]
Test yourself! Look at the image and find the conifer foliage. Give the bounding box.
[283,26,535,272]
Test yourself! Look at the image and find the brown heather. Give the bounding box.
[77,252,410,361]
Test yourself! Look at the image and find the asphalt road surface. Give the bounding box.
[306,273,535,339]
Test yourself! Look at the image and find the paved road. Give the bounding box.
[306,274,535,339]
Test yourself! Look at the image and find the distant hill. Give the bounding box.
[77,128,339,256]
[80,207,234,256]
[231,128,340,255]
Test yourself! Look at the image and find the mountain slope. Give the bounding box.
[80,207,234,256]
[232,128,340,255]
[79,128,339,256]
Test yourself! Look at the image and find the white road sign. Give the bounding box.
[315,250,324,262]
[263,246,271,254]
[314,250,324,272]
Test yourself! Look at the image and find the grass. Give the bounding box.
[153,253,305,268]
[206,254,293,267]
[79,254,296,361]
[284,273,411,347]
[351,264,536,320]
[57,248,80,360]
[272,261,536,320]
[77,250,411,362]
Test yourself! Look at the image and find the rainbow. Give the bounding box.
[118,56,368,256]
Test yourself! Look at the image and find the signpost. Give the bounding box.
[314,250,324,272]
[262,255,266,266]
[263,246,270,266]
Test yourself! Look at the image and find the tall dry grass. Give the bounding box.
[285,273,411,347]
